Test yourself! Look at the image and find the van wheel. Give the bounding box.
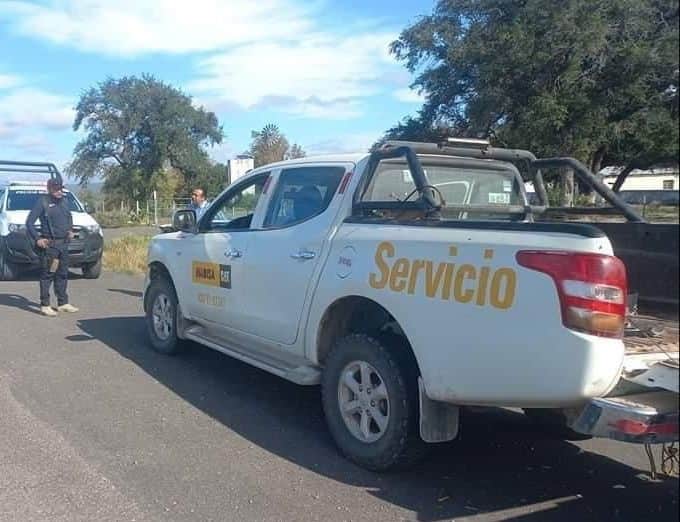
[81,258,102,279]
[0,239,19,281]
[145,277,184,355]
[321,334,426,471]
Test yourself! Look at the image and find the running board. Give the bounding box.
[184,326,321,386]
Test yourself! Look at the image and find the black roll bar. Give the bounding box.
[0,160,63,186]
[532,158,644,222]
[378,141,646,223]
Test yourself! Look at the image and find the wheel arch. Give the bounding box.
[315,295,422,377]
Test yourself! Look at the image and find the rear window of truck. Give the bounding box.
[363,161,524,208]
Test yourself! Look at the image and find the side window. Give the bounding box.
[0,189,5,211]
[201,174,268,232]
[264,166,345,228]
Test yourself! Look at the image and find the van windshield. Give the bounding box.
[7,190,84,212]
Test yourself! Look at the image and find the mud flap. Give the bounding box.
[418,377,459,443]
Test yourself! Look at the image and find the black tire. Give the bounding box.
[145,277,184,355]
[321,334,427,471]
[81,257,102,279]
[0,239,19,281]
[523,408,592,441]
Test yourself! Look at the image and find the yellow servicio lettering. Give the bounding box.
[369,241,393,289]
[367,242,517,310]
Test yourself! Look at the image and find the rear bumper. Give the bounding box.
[4,231,103,267]
[568,391,679,444]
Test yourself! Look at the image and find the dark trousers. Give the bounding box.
[39,241,69,307]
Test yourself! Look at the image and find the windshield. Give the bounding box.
[7,189,84,212]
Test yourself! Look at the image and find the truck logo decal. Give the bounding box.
[368,241,516,310]
[192,261,231,289]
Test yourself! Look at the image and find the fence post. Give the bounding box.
[153,191,158,225]
[146,200,150,225]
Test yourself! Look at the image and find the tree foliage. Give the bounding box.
[66,75,224,200]
[386,0,679,175]
[248,124,306,167]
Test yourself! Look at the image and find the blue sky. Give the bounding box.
[0,0,434,180]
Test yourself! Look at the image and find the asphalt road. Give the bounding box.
[0,271,677,522]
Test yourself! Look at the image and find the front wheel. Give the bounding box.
[145,277,184,355]
[81,257,102,279]
[321,334,426,471]
[0,239,19,281]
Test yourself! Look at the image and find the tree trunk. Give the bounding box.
[612,163,636,193]
[583,146,607,205]
[560,168,575,207]
[590,146,606,175]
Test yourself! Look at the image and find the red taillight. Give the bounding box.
[516,250,627,338]
[611,419,679,436]
[338,171,353,194]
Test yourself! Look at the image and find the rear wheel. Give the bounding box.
[321,334,426,471]
[0,239,19,281]
[81,257,102,279]
[145,277,184,355]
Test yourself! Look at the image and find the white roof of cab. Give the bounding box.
[253,153,369,171]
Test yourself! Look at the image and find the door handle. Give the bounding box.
[291,250,316,260]
[225,249,242,259]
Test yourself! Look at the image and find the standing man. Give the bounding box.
[189,187,209,221]
[25,179,79,317]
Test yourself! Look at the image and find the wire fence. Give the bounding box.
[95,198,192,227]
[94,197,252,227]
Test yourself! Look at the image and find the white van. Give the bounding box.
[0,165,104,280]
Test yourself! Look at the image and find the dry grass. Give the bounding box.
[103,235,151,275]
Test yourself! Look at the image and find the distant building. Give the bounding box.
[600,166,679,191]
[227,155,254,185]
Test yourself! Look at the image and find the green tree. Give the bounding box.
[248,124,306,167]
[66,74,223,201]
[386,0,679,203]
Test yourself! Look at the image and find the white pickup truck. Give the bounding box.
[143,140,678,471]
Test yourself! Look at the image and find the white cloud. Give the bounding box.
[0,73,23,90]
[0,87,74,131]
[305,131,382,155]
[394,87,425,104]
[0,84,74,161]
[0,0,312,56]
[189,33,399,119]
[1,1,417,121]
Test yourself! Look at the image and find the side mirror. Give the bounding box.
[172,209,197,233]
[85,204,95,215]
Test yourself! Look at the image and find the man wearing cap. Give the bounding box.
[25,179,79,317]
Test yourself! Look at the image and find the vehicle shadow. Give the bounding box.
[0,292,42,314]
[71,315,679,522]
